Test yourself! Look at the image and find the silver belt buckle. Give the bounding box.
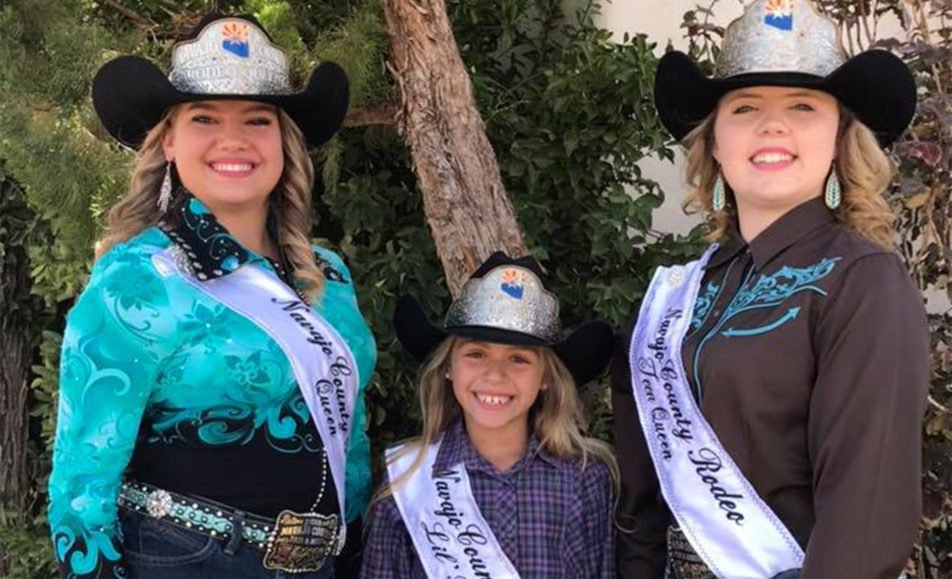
[262,510,339,573]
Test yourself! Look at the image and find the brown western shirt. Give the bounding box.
[612,198,930,579]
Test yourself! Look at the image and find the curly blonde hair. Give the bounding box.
[96,105,326,302]
[681,106,896,249]
[375,337,619,502]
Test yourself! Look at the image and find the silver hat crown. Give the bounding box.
[169,18,292,95]
[715,0,847,79]
[444,265,561,344]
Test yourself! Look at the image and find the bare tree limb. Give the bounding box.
[343,101,398,127]
[101,0,153,30]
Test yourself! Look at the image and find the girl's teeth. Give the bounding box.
[476,394,511,406]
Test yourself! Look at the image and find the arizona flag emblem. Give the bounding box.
[500,269,526,299]
[764,0,794,31]
[222,22,250,58]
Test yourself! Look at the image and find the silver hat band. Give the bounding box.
[444,265,561,344]
[168,18,292,96]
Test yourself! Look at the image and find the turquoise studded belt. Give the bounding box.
[118,481,277,551]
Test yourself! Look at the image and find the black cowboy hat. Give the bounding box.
[654,49,916,147]
[92,14,349,149]
[394,252,614,386]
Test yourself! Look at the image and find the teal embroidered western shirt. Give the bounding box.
[48,196,377,578]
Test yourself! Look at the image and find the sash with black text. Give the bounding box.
[387,440,521,579]
[628,246,803,578]
[153,249,357,522]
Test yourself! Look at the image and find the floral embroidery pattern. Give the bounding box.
[724,257,840,320]
[691,281,720,332]
[691,257,840,399]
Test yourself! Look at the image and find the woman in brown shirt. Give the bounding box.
[613,1,929,578]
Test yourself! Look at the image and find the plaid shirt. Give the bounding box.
[360,420,615,578]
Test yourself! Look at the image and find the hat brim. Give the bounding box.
[394,295,613,386]
[92,55,349,148]
[654,49,916,147]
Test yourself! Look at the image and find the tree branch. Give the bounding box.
[343,101,398,127]
[101,0,153,30]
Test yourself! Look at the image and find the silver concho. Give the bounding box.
[714,0,847,80]
[169,18,292,96]
[146,489,173,518]
[444,265,561,344]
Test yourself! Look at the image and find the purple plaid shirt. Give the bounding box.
[360,420,615,578]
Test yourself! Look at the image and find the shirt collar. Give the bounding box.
[158,189,290,283]
[432,418,563,475]
[707,197,835,271]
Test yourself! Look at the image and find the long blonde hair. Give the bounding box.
[96,105,326,302]
[376,337,620,501]
[681,106,896,249]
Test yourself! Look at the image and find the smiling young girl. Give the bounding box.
[360,252,617,579]
[613,1,929,578]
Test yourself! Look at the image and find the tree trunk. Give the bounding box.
[0,177,34,525]
[0,237,32,578]
[380,0,527,296]
[0,316,30,509]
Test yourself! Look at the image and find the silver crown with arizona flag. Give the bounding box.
[169,17,292,95]
[716,0,847,78]
[445,264,562,344]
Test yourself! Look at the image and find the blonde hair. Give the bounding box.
[96,105,326,302]
[376,337,620,502]
[681,106,897,250]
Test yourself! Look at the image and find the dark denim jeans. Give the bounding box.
[120,507,335,579]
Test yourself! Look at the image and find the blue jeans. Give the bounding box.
[120,507,335,579]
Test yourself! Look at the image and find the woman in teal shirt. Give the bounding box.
[48,14,375,579]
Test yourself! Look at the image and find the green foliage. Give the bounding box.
[311,2,389,107]
[0,503,56,579]
[0,0,130,303]
[246,0,304,51]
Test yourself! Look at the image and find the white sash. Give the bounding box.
[387,440,521,579]
[154,250,358,519]
[628,246,804,578]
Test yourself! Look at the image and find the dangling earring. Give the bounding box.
[712,172,726,212]
[824,168,841,211]
[158,161,173,213]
